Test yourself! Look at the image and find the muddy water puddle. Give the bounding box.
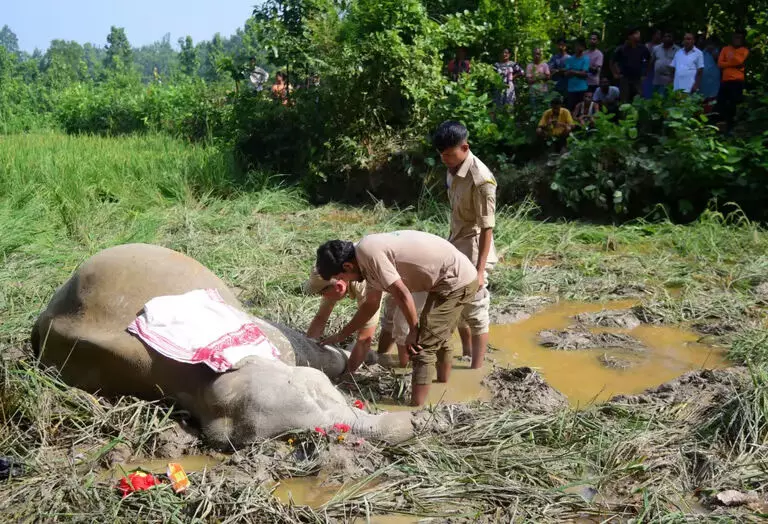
[272,476,419,522]
[379,300,728,408]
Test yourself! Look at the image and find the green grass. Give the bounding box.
[1,133,767,522]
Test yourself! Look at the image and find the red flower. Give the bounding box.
[314,427,327,436]
[118,471,158,498]
[333,423,351,433]
[353,399,365,410]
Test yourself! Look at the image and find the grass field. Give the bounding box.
[1,134,767,522]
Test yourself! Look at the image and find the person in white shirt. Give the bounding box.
[671,33,704,93]
[593,76,620,114]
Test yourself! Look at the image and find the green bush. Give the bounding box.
[549,93,768,220]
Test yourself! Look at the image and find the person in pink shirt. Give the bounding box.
[584,31,604,93]
[526,47,551,110]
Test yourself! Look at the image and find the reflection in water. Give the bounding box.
[378,301,728,408]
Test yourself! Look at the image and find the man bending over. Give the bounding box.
[315,231,478,406]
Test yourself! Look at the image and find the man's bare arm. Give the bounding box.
[333,288,383,341]
[307,300,335,339]
[346,325,376,374]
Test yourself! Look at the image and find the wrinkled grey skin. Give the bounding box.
[31,243,414,447]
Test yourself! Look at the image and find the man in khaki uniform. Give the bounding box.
[433,121,497,369]
[303,268,381,373]
[304,268,427,371]
[315,231,478,406]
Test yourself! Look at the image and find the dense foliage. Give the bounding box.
[1,0,767,220]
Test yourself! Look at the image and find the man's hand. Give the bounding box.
[405,328,422,356]
[477,270,485,288]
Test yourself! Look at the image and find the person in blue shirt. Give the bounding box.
[699,38,721,111]
[548,37,571,98]
[564,38,590,110]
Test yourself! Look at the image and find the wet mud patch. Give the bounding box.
[538,329,645,351]
[574,309,642,329]
[482,367,568,413]
[336,364,411,405]
[489,295,553,325]
[598,353,636,369]
[608,368,747,406]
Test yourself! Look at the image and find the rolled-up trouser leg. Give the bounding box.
[392,292,428,345]
[411,280,479,385]
[460,273,491,336]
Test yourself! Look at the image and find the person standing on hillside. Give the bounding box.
[548,38,571,98]
[526,47,551,111]
[315,232,479,406]
[642,28,663,98]
[699,39,722,112]
[611,27,650,103]
[717,30,749,132]
[584,32,604,93]
[648,31,679,96]
[433,121,497,370]
[564,38,590,110]
[494,48,525,107]
[671,33,704,94]
[447,47,471,82]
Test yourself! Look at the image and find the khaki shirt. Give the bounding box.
[447,152,498,268]
[356,231,477,295]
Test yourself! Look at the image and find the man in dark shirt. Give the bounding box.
[611,27,650,103]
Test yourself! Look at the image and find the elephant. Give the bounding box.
[31,243,415,447]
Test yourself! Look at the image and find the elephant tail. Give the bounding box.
[30,320,41,359]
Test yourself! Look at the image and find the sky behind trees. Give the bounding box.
[4,0,255,51]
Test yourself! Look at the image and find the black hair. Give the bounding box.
[551,95,563,106]
[626,26,640,38]
[575,37,587,48]
[733,28,746,36]
[589,31,600,39]
[316,240,356,281]
[557,36,567,45]
[432,120,469,152]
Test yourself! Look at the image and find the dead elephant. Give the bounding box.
[31,243,415,447]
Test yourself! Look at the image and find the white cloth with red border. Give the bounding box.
[127,289,280,372]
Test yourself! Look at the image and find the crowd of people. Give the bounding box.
[444,27,750,146]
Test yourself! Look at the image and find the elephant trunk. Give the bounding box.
[321,409,415,444]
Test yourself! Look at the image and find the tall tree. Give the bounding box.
[178,35,198,76]
[104,26,133,71]
[0,25,19,54]
[40,40,87,86]
[202,32,225,81]
[134,33,178,81]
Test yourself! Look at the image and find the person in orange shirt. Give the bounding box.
[717,30,749,132]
